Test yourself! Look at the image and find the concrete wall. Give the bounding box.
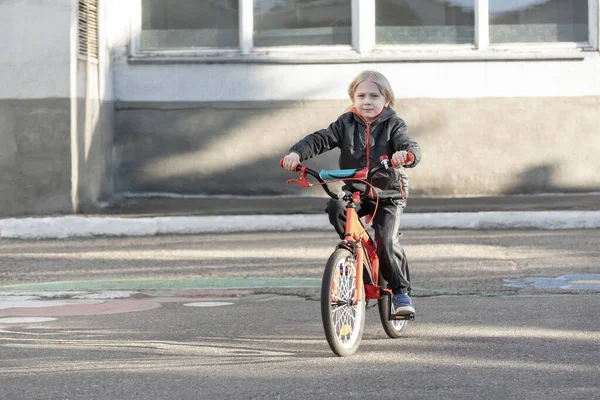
[0,1,73,217]
[71,59,114,214]
[0,99,71,215]
[0,0,114,217]
[69,0,115,215]
[112,57,600,197]
[114,96,600,197]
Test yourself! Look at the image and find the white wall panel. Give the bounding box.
[0,0,72,99]
[114,57,600,102]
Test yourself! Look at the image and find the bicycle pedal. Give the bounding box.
[389,312,415,321]
[386,295,415,321]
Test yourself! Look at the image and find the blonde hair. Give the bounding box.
[348,70,395,108]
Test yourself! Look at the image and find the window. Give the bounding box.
[489,0,589,44]
[253,0,351,47]
[375,0,475,45]
[132,0,598,60]
[141,0,239,49]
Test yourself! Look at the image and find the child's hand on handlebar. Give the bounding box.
[391,151,414,168]
[281,152,301,171]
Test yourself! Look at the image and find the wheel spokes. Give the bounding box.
[388,302,406,330]
[330,257,361,345]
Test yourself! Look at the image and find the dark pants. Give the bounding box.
[325,197,411,294]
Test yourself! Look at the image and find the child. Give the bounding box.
[281,70,421,315]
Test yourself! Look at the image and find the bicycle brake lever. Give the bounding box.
[379,155,392,169]
[286,165,313,187]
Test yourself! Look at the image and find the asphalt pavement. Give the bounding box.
[1,224,599,399]
[2,193,600,399]
[2,292,599,400]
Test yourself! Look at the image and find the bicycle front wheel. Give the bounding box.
[321,248,366,357]
[378,275,409,339]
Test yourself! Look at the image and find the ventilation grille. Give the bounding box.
[78,0,99,59]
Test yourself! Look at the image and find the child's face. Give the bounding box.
[352,80,389,122]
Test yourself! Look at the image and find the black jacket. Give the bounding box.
[289,107,421,200]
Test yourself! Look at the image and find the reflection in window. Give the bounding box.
[375,0,475,45]
[141,0,239,49]
[253,0,351,47]
[489,0,588,43]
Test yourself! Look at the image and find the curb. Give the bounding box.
[1,210,600,239]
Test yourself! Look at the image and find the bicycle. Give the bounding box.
[282,154,415,357]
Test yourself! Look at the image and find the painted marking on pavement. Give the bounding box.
[0,317,57,324]
[0,277,322,292]
[183,302,234,307]
[0,298,164,318]
[504,274,600,290]
[0,298,104,310]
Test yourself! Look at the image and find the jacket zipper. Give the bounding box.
[351,107,384,171]
[365,122,371,171]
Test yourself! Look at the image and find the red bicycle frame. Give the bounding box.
[342,192,389,304]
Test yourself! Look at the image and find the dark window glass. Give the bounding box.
[253,0,351,47]
[141,0,239,49]
[489,0,588,43]
[376,0,475,45]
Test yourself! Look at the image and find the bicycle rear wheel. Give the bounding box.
[378,276,409,339]
[321,248,366,357]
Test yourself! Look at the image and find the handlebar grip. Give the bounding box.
[390,152,415,168]
[279,158,302,172]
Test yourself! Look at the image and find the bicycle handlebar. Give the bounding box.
[279,158,341,199]
[281,153,413,201]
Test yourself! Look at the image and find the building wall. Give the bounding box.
[72,58,115,214]
[114,95,600,197]
[1,1,599,217]
[112,54,600,197]
[0,0,73,216]
[0,0,114,217]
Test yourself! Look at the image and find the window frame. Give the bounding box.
[129,0,599,63]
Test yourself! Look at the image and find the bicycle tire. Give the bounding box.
[378,275,409,339]
[321,248,366,357]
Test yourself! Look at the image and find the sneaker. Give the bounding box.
[392,293,415,315]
